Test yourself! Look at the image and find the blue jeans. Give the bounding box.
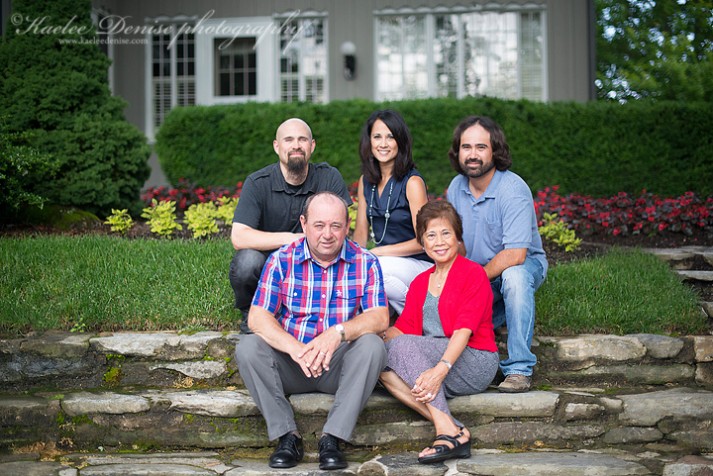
[490,256,545,377]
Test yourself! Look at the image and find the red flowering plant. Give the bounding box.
[535,186,713,238]
[142,178,243,214]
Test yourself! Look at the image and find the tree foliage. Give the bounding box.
[0,0,150,217]
[596,0,713,101]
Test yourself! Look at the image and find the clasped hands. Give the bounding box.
[412,366,447,404]
[292,328,341,378]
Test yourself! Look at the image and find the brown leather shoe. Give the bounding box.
[498,374,531,393]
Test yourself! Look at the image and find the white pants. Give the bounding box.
[378,256,433,315]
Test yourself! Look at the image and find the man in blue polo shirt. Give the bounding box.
[446,116,547,393]
[229,118,352,333]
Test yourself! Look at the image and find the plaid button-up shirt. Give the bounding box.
[252,237,386,343]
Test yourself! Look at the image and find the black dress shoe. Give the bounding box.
[318,433,348,470]
[269,432,304,468]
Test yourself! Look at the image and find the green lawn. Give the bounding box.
[0,236,707,336]
[0,235,236,335]
[536,248,706,335]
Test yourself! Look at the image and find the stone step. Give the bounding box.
[3,385,713,455]
[642,247,713,269]
[2,332,712,393]
[676,270,713,283]
[1,449,713,476]
[703,301,713,318]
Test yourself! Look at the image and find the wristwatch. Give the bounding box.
[335,324,346,342]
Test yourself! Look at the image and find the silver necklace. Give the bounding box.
[368,181,394,245]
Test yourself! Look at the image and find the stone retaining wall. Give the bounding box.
[1,331,712,456]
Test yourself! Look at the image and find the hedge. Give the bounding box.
[155,97,713,197]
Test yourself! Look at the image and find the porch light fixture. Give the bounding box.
[341,41,356,80]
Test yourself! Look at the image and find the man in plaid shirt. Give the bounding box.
[235,191,389,470]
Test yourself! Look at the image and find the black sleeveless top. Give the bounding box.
[363,168,431,262]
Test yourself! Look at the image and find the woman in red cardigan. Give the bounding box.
[380,200,498,464]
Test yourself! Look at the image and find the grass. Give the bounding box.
[0,236,707,336]
[536,248,706,335]
[0,235,236,335]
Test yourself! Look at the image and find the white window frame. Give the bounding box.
[194,16,278,105]
[274,11,329,103]
[373,5,548,102]
[144,15,198,142]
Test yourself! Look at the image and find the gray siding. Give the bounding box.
[546,0,594,101]
[93,0,594,135]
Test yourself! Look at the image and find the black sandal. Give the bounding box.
[417,430,471,464]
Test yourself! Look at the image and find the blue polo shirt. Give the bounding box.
[447,170,548,278]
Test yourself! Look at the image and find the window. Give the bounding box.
[278,15,327,103]
[376,8,545,101]
[376,15,428,99]
[150,28,195,131]
[215,38,257,97]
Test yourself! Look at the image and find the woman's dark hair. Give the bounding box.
[359,109,415,184]
[447,116,512,175]
[415,200,464,246]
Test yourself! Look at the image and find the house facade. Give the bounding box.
[81,0,594,142]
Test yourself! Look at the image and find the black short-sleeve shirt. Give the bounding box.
[232,162,353,234]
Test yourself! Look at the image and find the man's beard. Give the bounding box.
[287,154,308,176]
[463,159,495,179]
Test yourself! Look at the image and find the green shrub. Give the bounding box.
[0,126,58,220]
[155,98,713,197]
[184,202,220,239]
[18,204,99,230]
[103,209,134,235]
[539,213,582,252]
[141,199,182,238]
[0,0,150,218]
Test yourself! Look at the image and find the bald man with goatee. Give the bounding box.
[229,118,353,334]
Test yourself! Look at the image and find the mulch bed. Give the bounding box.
[544,230,713,267]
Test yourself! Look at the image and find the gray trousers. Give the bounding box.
[235,333,387,442]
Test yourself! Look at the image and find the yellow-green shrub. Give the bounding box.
[184,202,220,239]
[103,209,134,235]
[141,199,181,238]
[215,197,238,224]
[539,212,582,252]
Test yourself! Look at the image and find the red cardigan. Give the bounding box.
[394,254,497,352]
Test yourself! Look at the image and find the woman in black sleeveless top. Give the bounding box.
[353,110,432,316]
